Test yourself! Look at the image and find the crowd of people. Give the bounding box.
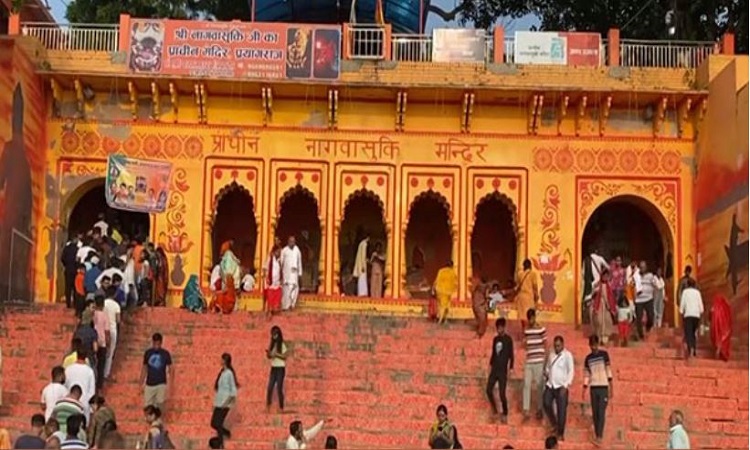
[60,213,170,315]
[2,215,735,450]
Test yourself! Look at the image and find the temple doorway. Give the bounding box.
[338,190,387,296]
[212,183,258,273]
[276,186,322,293]
[470,192,517,286]
[581,195,673,325]
[404,191,452,298]
[68,179,150,240]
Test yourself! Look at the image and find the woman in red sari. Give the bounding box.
[212,240,240,314]
[153,247,169,307]
[710,294,732,361]
[264,246,282,318]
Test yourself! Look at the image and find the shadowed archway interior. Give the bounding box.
[68,179,151,240]
[212,184,258,273]
[338,190,387,296]
[470,193,517,286]
[581,195,674,324]
[404,191,452,298]
[276,187,322,293]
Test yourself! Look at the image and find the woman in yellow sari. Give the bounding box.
[434,261,458,325]
[515,258,539,333]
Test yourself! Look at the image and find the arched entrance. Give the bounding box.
[338,189,387,296]
[581,195,674,324]
[404,191,452,298]
[470,192,518,286]
[276,186,322,294]
[59,178,151,302]
[212,183,258,273]
[67,178,151,240]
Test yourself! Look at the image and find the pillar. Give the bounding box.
[342,23,352,60]
[493,26,505,63]
[607,28,620,67]
[720,33,735,55]
[118,14,131,53]
[8,13,20,35]
[383,24,393,61]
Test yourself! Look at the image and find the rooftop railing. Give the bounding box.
[620,39,716,68]
[19,21,723,69]
[21,22,120,52]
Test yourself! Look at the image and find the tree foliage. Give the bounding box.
[528,0,747,52]
[428,0,747,52]
[65,0,747,53]
[65,0,195,24]
[427,0,529,30]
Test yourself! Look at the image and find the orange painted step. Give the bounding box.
[1,304,747,450]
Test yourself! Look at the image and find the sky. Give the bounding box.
[48,0,540,31]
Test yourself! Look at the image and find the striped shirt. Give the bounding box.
[51,398,84,434]
[583,350,613,388]
[60,438,89,449]
[524,326,547,364]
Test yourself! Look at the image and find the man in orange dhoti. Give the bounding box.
[213,241,240,314]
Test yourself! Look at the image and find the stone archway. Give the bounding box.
[211,182,258,273]
[580,194,675,325]
[67,178,151,240]
[470,191,518,286]
[276,185,322,294]
[404,190,452,298]
[338,189,387,297]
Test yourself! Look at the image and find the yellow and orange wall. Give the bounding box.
[0,35,745,327]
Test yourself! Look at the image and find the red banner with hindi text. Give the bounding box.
[126,19,341,80]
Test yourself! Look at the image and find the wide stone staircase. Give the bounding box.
[1,304,748,449]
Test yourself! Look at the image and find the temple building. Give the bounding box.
[0,8,746,331]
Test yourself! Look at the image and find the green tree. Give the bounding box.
[64,0,746,53]
[529,0,747,52]
[65,0,195,24]
[426,0,530,29]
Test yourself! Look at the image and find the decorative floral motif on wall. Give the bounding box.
[158,167,194,255]
[578,179,678,233]
[60,130,204,159]
[578,180,624,227]
[533,145,682,174]
[531,184,569,305]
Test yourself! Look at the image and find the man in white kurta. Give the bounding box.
[280,236,303,310]
[353,237,369,296]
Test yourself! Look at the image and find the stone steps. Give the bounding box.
[1,304,747,450]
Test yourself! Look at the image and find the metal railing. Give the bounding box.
[347,24,387,60]
[391,33,493,63]
[620,39,716,68]
[21,22,120,52]
[19,21,719,69]
[392,34,432,62]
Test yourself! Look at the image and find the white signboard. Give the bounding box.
[514,31,567,65]
[432,29,487,63]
